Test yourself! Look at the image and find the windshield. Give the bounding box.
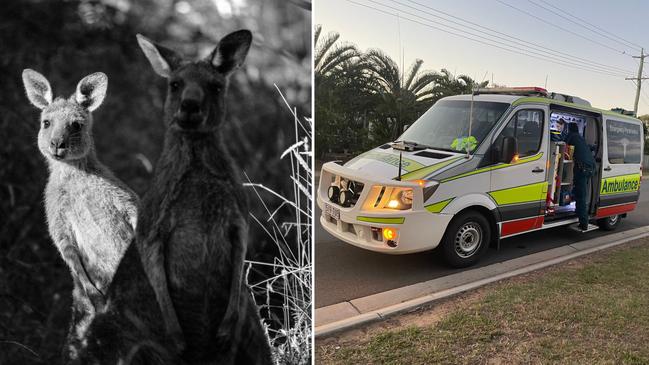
[398,100,510,153]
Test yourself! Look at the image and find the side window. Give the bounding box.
[607,119,642,164]
[494,109,544,158]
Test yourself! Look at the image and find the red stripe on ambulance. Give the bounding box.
[596,203,637,219]
[501,216,544,237]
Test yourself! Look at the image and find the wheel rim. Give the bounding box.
[454,222,483,258]
[608,215,619,225]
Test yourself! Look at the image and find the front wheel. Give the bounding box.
[440,211,491,268]
[597,214,621,231]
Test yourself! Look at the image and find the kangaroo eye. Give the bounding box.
[170,81,181,91]
[43,120,51,129]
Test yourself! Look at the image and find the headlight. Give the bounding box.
[339,189,353,207]
[366,180,440,211]
[327,177,364,207]
[400,189,413,205]
[383,188,413,210]
[327,185,340,202]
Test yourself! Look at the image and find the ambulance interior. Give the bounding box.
[545,110,600,221]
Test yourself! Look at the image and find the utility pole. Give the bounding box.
[626,48,649,116]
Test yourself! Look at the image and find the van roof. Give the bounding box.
[441,94,642,123]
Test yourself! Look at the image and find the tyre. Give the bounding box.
[440,210,491,268]
[597,214,621,231]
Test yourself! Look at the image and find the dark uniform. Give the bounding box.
[565,124,596,230]
[551,128,568,142]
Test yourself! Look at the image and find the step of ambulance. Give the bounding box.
[568,223,599,233]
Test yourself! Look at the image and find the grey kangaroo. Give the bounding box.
[136,30,272,364]
[21,69,138,360]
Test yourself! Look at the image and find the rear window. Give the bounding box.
[606,119,642,164]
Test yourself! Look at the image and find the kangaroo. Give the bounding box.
[21,69,138,361]
[135,31,272,364]
[73,243,181,365]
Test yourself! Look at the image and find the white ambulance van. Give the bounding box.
[317,87,644,267]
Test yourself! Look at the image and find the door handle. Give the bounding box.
[532,167,544,173]
[604,166,612,171]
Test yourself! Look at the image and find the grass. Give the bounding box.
[244,86,312,365]
[317,238,649,365]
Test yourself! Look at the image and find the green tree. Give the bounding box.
[314,25,372,158]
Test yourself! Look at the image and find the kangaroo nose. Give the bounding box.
[180,99,201,114]
[51,139,67,149]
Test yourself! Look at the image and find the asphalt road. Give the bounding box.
[315,182,649,308]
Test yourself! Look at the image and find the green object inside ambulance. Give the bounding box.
[451,136,477,152]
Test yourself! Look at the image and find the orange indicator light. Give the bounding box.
[383,227,397,240]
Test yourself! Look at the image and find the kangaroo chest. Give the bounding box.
[161,169,241,295]
[46,174,133,289]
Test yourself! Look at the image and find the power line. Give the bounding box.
[393,0,633,75]
[536,0,645,51]
[527,0,640,54]
[346,0,628,78]
[360,0,628,76]
[496,0,630,56]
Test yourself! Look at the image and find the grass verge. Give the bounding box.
[317,237,649,365]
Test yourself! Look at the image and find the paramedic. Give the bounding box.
[551,118,567,141]
[565,123,596,231]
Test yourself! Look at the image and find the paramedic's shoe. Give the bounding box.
[569,223,599,233]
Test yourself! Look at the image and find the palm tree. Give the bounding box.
[365,49,442,139]
[434,69,489,96]
[314,25,363,84]
[314,26,373,157]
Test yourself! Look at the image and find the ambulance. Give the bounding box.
[317,87,644,267]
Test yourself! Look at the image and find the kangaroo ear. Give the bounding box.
[22,69,52,110]
[76,72,108,112]
[136,34,182,78]
[208,29,252,75]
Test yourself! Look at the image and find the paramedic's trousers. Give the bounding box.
[573,169,590,228]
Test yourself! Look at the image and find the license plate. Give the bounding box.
[324,203,340,220]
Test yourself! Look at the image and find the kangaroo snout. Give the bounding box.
[176,98,204,129]
[180,99,201,114]
[49,137,68,157]
[175,85,205,129]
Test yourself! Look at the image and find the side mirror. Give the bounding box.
[403,124,410,132]
[500,136,518,163]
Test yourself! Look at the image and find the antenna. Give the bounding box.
[468,88,475,158]
[544,74,549,89]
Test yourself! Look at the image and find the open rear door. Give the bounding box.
[597,116,643,218]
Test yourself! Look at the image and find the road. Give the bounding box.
[315,182,649,308]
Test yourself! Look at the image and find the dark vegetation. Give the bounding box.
[0,0,310,363]
[314,25,488,159]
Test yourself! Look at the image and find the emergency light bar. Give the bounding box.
[474,86,548,96]
[474,87,591,106]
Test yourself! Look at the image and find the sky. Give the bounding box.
[315,0,649,116]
